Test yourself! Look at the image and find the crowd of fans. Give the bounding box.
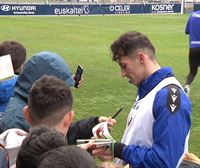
[0,40,119,168]
[0,15,200,167]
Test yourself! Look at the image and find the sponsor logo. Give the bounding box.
[192,13,200,18]
[109,5,130,14]
[1,5,11,11]
[12,5,36,11]
[54,5,90,15]
[191,41,200,45]
[152,4,174,13]
[0,5,36,14]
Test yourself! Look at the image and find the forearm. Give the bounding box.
[114,141,167,167]
[67,116,99,144]
[121,144,167,168]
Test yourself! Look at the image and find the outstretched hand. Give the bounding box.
[77,140,94,150]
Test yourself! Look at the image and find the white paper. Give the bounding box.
[0,54,14,81]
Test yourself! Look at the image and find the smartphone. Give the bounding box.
[74,65,83,88]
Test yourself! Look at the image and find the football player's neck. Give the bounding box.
[145,59,161,79]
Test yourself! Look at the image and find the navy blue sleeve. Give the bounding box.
[67,117,99,144]
[185,17,190,34]
[122,86,191,167]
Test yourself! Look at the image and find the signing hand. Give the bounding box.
[98,116,116,130]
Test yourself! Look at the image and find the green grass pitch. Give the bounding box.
[0,14,199,157]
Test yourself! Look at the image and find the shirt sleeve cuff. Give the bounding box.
[114,142,125,159]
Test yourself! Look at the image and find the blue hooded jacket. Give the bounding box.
[0,76,18,112]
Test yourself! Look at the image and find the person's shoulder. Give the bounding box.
[5,95,25,113]
[156,84,188,101]
[194,10,200,15]
[153,84,191,119]
[0,128,27,168]
[0,76,18,87]
[191,11,200,19]
[0,96,28,133]
[155,84,190,111]
[0,128,27,148]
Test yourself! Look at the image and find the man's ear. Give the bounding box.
[64,111,74,129]
[136,52,145,64]
[23,106,30,124]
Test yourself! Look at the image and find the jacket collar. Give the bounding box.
[137,67,174,99]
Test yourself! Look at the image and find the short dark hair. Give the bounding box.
[16,127,66,168]
[38,145,97,168]
[0,41,26,73]
[110,31,155,61]
[28,75,73,127]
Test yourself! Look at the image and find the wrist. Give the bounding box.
[114,142,125,159]
[96,117,100,124]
